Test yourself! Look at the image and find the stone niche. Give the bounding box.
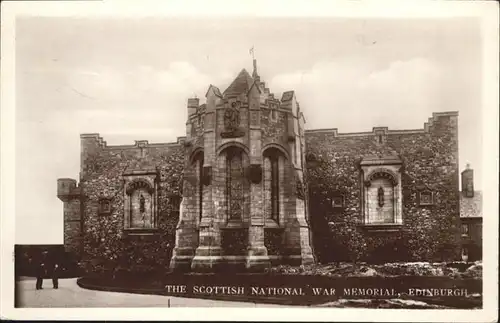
[123,168,159,235]
[360,155,403,231]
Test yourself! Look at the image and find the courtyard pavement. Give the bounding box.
[16,277,285,308]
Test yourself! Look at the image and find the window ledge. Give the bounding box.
[124,228,160,236]
[360,223,403,232]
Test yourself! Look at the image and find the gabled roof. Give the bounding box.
[223,69,254,97]
[281,91,295,102]
[205,84,222,98]
[460,191,482,218]
[247,80,262,95]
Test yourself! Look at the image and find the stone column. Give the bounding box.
[191,88,223,271]
[282,97,314,266]
[170,161,199,271]
[170,100,200,272]
[246,88,270,271]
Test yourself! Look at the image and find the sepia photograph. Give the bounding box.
[1,1,498,321]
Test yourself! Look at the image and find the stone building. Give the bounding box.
[58,60,461,273]
[459,164,482,261]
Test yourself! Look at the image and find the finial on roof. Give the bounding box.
[252,58,259,79]
[466,163,471,170]
[249,46,259,80]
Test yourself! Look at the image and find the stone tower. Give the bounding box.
[57,178,82,259]
[170,60,315,272]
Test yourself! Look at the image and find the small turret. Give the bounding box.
[187,98,199,117]
[57,178,77,202]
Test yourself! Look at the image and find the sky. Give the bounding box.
[15,17,483,244]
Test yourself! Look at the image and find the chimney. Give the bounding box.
[461,163,474,197]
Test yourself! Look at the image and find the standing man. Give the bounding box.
[52,263,60,289]
[35,259,45,290]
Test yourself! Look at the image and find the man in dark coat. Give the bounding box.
[52,263,60,289]
[35,261,45,290]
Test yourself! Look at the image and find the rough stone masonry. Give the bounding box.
[57,60,460,273]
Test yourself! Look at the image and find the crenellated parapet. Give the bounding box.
[305,111,459,137]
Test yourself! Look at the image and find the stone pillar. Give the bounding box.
[170,98,201,272]
[246,88,270,271]
[191,87,223,271]
[282,93,314,265]
[170,161,199,271]
[283,167,315,266]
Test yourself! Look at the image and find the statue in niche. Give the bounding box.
[224,101,240,132]
[378,187,385,207]
[139,194,147,227]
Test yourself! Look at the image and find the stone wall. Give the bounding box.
[305,112,460,263]
[79,134,184,274]
[64,110,461,271]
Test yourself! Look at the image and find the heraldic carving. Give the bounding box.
[221,101,245,138]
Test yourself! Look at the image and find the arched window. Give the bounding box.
[365,171,397,224]
[360,157,403,229]
[125,179,155,229]
[226,147,245,220]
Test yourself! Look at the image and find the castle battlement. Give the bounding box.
[305,111,459,137]
[79,133,186,149]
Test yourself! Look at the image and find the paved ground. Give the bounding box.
[16,278,284,308]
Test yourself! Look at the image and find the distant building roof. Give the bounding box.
[460,191,482,218]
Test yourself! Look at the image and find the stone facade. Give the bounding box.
[305,112,461,263]
[58,135,185,273]
[170,61,314,272]
[58,61,461,273]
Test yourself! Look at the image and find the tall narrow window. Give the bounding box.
[192,151,204,222]
[226,148,244,220]
[264,148,283,223]
[270,155,279,221]
[198,156,204,222]
[461,223,469,236]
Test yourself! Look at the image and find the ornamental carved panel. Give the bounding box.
[221,101,245,138]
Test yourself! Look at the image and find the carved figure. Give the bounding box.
[378,187,384,207]
[224,101,240,131]
[140,194,146,213]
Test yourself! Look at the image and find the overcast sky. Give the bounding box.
[15,17,483,244]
